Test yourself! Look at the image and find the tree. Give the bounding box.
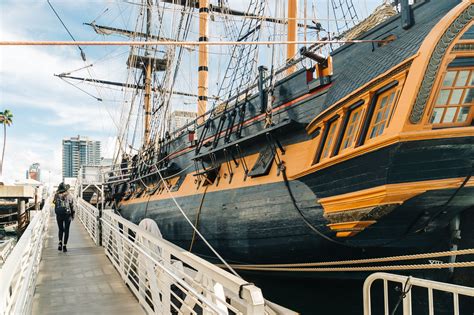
[0,109,13,176]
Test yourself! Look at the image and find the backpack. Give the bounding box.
[55,193,71,215]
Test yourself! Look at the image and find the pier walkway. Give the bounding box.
[31,212,144,314]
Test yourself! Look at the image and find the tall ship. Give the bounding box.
[61,0,474,278]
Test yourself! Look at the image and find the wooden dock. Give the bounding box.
[31,213,144,314]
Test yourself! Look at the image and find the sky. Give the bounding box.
[0,0,380,187]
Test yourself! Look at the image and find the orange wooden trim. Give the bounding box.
[328,221,376,238]
[292,126,473,179]
[319,177,474,214]
[327,220,376,231]
[335,231,355,238]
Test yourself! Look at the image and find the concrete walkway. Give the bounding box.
[32,213,144,315]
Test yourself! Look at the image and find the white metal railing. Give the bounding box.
[100,210,265,314]
[0,200,51,315]
[0,238,15,265]
[363,272,474,315]
[76,198,100,245]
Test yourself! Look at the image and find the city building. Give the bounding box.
[169,110,197,133]
[62,135,101,179]
[26,162,41,181]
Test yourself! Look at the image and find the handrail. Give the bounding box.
[76,198,100,245]
[100,209,265,314]
[0,239,14,265]
[0,199,51,315]
[363,272,474,315]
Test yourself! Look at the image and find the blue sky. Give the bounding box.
[0,0,380,186]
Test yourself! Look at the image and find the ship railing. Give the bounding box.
[363,272,474,315]
[0,200,50,315]
[75,199,266,315]
[102,165,133,182]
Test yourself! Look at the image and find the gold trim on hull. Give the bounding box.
[319,177,474,214]
[327,220,377,238]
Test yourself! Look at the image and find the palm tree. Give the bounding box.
[0,110,13,176]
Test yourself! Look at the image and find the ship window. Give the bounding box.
[340,106,364,151]
[430,68,474,125]
[320,120,338,160]
[367,89,396,140]
[313,116,339,164]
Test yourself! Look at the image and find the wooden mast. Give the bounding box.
[197,0,209,124]
[286,0,298,75]
[143,0,153,144]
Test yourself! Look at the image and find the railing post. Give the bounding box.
[96,207,102,247]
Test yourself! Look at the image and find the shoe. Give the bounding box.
[58,242,62,251]
[62,245,67,252]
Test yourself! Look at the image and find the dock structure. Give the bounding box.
[0,184,36,235]
[0,195,277,314]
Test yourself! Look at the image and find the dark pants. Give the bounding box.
[56,214,72,244]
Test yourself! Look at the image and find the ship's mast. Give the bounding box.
[143,0,153,144]
[197,0,209,124]
[287,0,298,75]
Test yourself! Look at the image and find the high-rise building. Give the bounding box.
[27,163,41,181]
[62,136,101,179]
[169,110,197,133]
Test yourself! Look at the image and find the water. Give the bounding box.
[242,272,365,314]
[242,272,474,314]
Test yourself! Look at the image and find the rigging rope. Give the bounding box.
[47,0,86,61]
[189,185,209,252]
[280,164,357,248]
[156,169,240,278]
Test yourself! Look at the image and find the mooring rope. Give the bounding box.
[216,248,474,272]
[220,261,474,272]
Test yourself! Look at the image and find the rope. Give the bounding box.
[47,0,86,61]
[417,167,472,232]
[280,164,356,247]
[391,277,412,315]
[0,39,391,46]
[220,261,474,272]
[189,185,209,252]
[220,248,474,268]
[156,170,240,278]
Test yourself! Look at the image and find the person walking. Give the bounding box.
[54,183,74,252]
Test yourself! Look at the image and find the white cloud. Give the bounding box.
[1,133,62,185]
[0,3,128,183]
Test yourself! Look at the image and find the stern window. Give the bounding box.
[431,68,474,125]
[341,106,364,151]
[367,89,396,140]
[321,121,338,160]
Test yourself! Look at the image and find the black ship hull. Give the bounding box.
[119,136,474,278]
